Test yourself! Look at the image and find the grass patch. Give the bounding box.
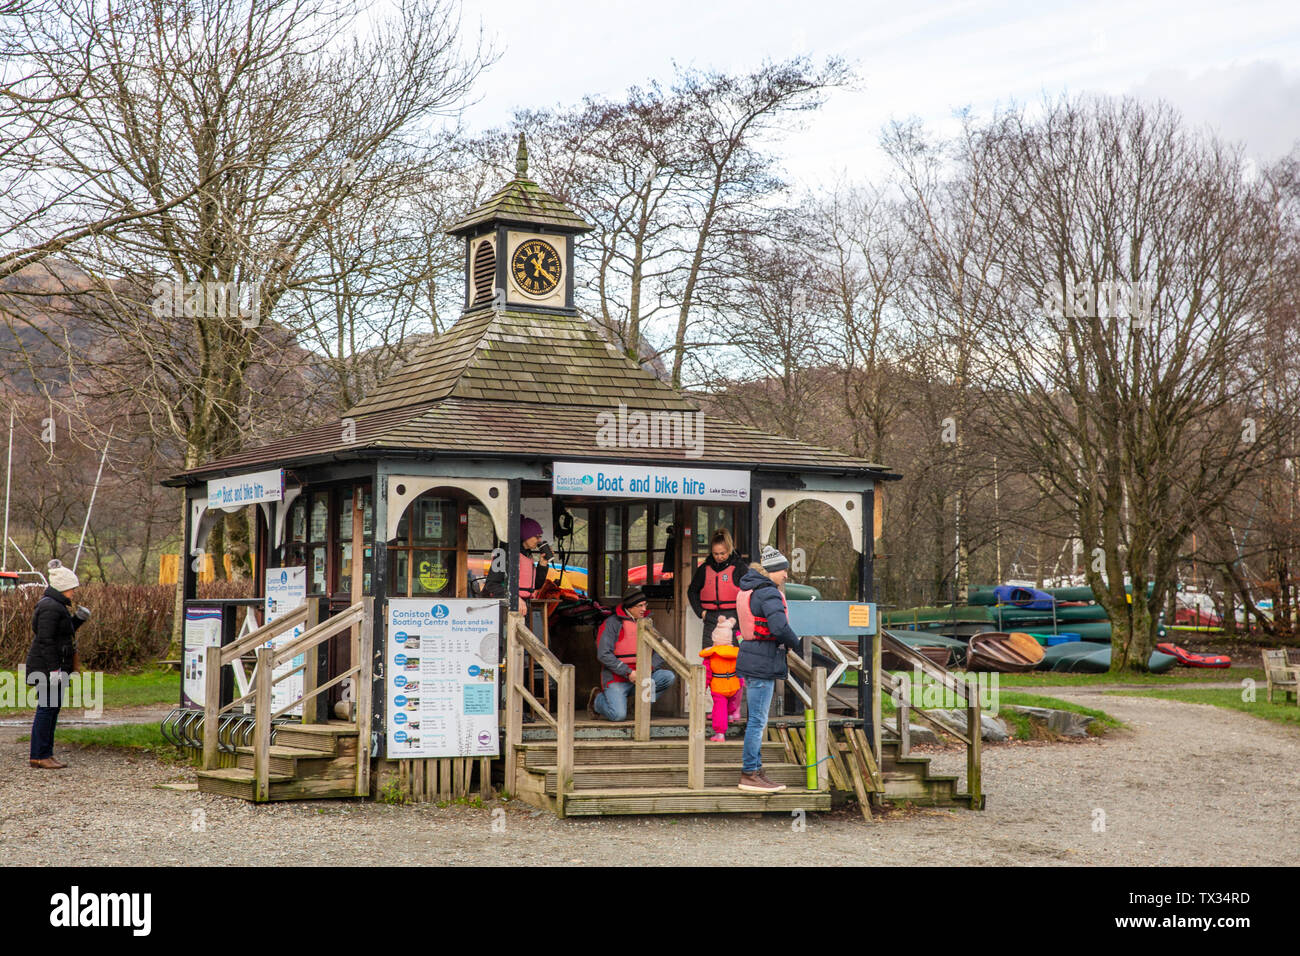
[882,689,1122,736]
[1107,686,1300,731]
[19,721,185,762]
[1,668,178,715]
[997,667,1261,687]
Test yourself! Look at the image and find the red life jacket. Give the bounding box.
[600,608,639,686]
[699,561,741,612]
[737,587,788,642]
[518,551,536,602]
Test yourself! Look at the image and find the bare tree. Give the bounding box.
[901,97,1286,670]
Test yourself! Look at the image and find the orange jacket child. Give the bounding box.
[700,616,744,740]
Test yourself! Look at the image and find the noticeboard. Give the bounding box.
[385,599,500,758]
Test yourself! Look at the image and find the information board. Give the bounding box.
[182,607,223,707]
[386,599,500,758]
[265,567,307,717]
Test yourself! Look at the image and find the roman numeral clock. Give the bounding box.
[446,133,593,315]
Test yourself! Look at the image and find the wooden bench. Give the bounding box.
[1261,649,1298,706]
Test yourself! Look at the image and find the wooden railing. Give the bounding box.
[504,612,574,812]
[203,598,374,802]
[877,631,982,808]
[633,619,706,789]
[784,651,833,791]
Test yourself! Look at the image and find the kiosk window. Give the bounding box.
[389,494,458,597]
[336,487,374,595]
[692,505,746,568]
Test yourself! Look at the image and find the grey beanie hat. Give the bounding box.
[760,545,789,572]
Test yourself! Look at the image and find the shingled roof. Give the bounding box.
[447,135,592,236]
[345,308,695,417]
[167,396,893,481]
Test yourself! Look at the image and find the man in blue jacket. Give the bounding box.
[735,546,803,792]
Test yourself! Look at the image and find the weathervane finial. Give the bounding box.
[515,132,528,178]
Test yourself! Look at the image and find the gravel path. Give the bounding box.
[1,691,1296,866]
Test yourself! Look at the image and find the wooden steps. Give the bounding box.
[561,786,831,816]
[197,720,361,803]
[512,730,826,817]
[535,762,808,790]
[521,739,787,769]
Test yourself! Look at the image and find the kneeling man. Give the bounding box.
[589,588,676,721]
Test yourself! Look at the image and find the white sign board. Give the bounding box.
[386,599,500,758]
[207,468,284,511]
[552,461,750,501]
[182,607,223,707]
[265,567,308,717]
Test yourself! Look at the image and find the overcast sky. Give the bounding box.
[457,0,1300,187]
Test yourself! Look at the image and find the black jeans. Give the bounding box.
[30,705,60,759]
[28,672,66,760]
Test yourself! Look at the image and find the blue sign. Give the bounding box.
[394,712,407,725]
[467,664,480,677]
[393,695,407,707]
[394,631,408,644]
[394,653,407,666]
[431,604,449,619]
[394,674,407,688]
[463,684,493,716]
[394,730,407,743]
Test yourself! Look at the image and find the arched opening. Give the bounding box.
[387,488,496,598]
[765,498,859,601]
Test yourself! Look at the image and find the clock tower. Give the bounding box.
[446,134,592,315]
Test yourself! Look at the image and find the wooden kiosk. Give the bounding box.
[164,141,979,815]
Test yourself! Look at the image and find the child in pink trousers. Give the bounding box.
[700,616,744,742]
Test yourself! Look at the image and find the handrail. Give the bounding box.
[218,604,310,666]
[203,598,374,802]
[504,612,574,813]
[877,631,982,808]
[634,619,705,790]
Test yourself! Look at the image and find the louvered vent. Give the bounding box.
[471,239,495,306]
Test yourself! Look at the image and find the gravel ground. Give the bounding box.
[1,689,1296,866]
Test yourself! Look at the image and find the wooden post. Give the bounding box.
[253,645,273,802]
[479,755,492,800]
[687,664,706,790]
[504,615,523,796]
[556,664,575,817]
[354,597,374,797]
[302,597,321,724]
[897,694,910,755]
[634,621,651,741]
[813,666,828,791]
[202,645,221,770]
[966,696,982,809]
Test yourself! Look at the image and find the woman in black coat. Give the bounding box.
[26,563,90,769]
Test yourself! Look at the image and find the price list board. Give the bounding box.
[386,599,500,758]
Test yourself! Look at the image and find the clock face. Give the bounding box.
[510,238,562,297]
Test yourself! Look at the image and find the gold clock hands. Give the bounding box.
[530,254,556,282]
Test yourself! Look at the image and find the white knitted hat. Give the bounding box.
[48,561,79,591]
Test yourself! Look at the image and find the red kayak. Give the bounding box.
[1156,642,1231,668]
